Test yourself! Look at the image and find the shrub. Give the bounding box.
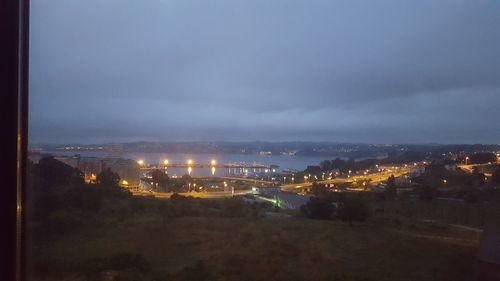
[336,196,370,224]
[300,196,335,220]
[62,185,102,213]
[75,253,150,280]
[221,197,248,217]
[42,210,83,235]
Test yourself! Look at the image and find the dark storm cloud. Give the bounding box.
[29,0,500,144]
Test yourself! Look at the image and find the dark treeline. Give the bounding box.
[26,156,270,281]
[309,151,430,174]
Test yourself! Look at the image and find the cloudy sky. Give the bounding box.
[29,0,500,144]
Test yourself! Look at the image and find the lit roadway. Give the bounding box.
[194,176,274,185]
[130,166,411,198]
[458,163,497,177]
[280,167,410,193]
[131,189,253,199]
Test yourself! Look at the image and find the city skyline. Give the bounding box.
[29,0,500,144]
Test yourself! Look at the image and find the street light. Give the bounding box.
[163,159,169,165]
[465,156,469,165]
[137,160,144,166]
[187,159,193,165]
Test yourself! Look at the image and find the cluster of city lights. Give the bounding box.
[136,159,218,166]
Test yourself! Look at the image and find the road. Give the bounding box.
[131,189,253,199]
[194,176,274,185]
[280,167,409,193]
[131,166,410,198]
[458,163,497,177]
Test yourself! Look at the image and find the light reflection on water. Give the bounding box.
[43,151,360,177]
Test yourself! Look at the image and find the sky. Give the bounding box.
[29,0,500,144]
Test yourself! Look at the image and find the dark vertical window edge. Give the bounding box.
[0,0,29,280]
[17,0,30,280]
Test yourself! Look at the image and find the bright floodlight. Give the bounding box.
[163,159,169,165]
[137,160,144,165]
[187,159,193,165]
[211,159,216,165]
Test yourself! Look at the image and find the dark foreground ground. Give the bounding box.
[26,196,478,281]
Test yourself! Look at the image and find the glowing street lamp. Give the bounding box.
[465,156,469,165]
[211,159,216,166]
[187,159,193,165]
[137,160,144,166]
[163,159,169,165]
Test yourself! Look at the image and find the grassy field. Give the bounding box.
[370,199,493,229]
[26,200,478,281]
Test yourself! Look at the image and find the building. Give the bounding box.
[273,192,311,209]
[101,158,141,187]
[139,178,154,192]
[54,155,102,183]
[252,186,281,195]
[55,155,80,168]
[409,165,426,178]
[77,157,102,183]
[444,163,457,172]
[395,175,412,187]
[52,155,140,187]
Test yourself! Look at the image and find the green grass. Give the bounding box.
[27,212,477,281]
[371,199,492,228]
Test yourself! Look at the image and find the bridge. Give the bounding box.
[139,163,276,170]
[280,167,410,193]
[194,176,275,185]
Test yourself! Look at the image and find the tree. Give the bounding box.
[33,157,84,187]
[336,196,370,225]
[310,182,330,197]
[462,186,482,203]
[319,160,332,171]
[96,168,120,187]
[300,197,335,220]
[469,153,497,164]
[385,175,397,199]
[181,174,193,191]
[492,169,500,185]
[471,170,486,187]
[151,169,170,192]
[419,185,435,201]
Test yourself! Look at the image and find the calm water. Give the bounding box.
[43,151,339,177]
